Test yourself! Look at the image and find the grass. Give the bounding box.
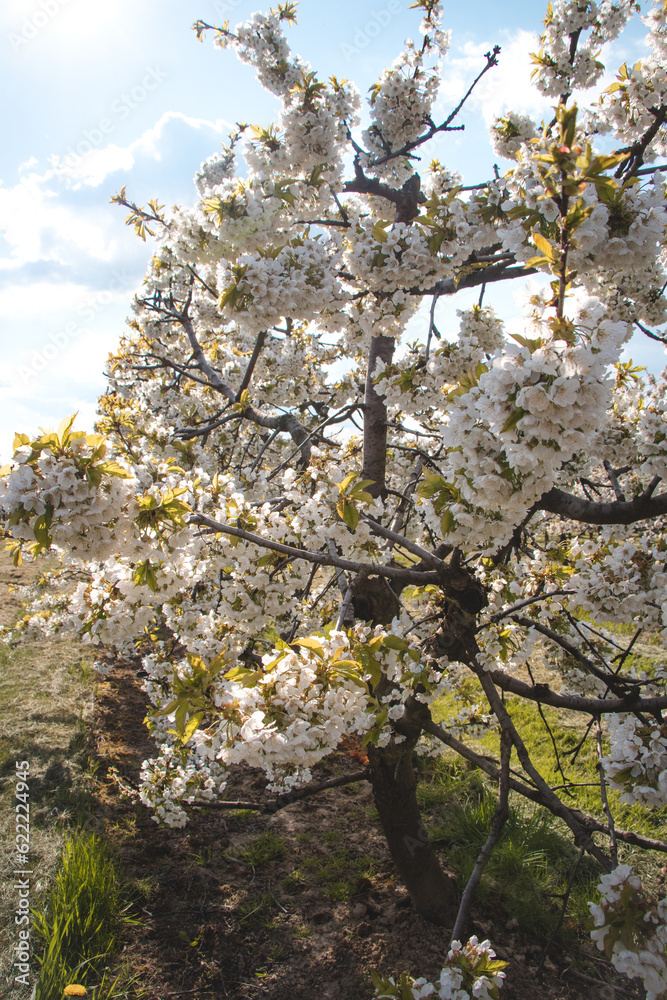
[238,892,277,931]
[423,670,667,943]
[431,785,600,936]
[32,833,140,1000]
[295,848,383,902]
[237,830,287,867]
[0,552,103,997]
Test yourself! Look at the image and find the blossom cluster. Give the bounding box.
[489,111,538,161]
[362,5,450,186]
[372,936,507,1000]
[601,715,667,807]
[593,3,667,162]
[533,1,638,98]
[589,865,667,1000]
[137,623,448,825]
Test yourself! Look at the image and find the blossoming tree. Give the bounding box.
[4,0,667,995]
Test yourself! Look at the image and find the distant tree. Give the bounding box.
[3,1,667,995]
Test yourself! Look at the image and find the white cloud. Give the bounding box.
[0,169,122,269]
[0,322,123,462]
[51,111,233,189]
[0,281,92,318]
[439,29,551,127]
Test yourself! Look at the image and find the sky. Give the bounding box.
[0,0,660,462]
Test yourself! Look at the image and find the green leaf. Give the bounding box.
[225,665,262,686]
[350,478,375,494]
[95,460,132,479]
[337,496,359,531]
[371,219,391,243]
[382,635,409,652]
[151,697,181,718]
[57,413,78,446]
[509,333,545,354]
[174,702,188,734]
[500,407,526,433]
[339,471,359,493]
[33,516,52,547]
[525,254,553,269]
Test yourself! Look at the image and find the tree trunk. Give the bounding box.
[367,738,458,925]
[362,335,395,499]
[359,334,457,922]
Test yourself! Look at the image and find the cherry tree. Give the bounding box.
[3,1,667,995]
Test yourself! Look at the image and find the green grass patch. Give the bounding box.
[0,552,103,996]
[236,830,287,867]
[423,688,667,941]
[428,787,600,937]
[297,848,381,902]
[32,833,139,1000]
[238,892,276,931]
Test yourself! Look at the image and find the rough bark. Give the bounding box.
[362,334,395,499]
[367,735,458,925]
[367,698,458,925]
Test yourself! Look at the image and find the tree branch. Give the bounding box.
[367,45,501,170]
[412,262,537,297]
[236,330,267,401]
[474,669,611,869]
[199,768,370,814]
[480,663,667,715]
[537,485,667,524]
[424,721,667,855]
[189,514,442,584]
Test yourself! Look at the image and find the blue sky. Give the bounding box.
[0,0,658,461]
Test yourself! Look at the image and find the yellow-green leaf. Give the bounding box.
[340,498,359,531]
[440,509,455,536]
[96,460,133,479]
[339,471,359,493]
[57,413,78,445]
[500,407,526,433]
[531,231,555,261]
[296,637,325,658]
[181,712,203,744]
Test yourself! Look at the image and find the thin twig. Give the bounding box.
[425,719,667,854]
[450,728,511,945]
[197,769,371,814]
[526,660,569,791]
[596,719,618,867]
